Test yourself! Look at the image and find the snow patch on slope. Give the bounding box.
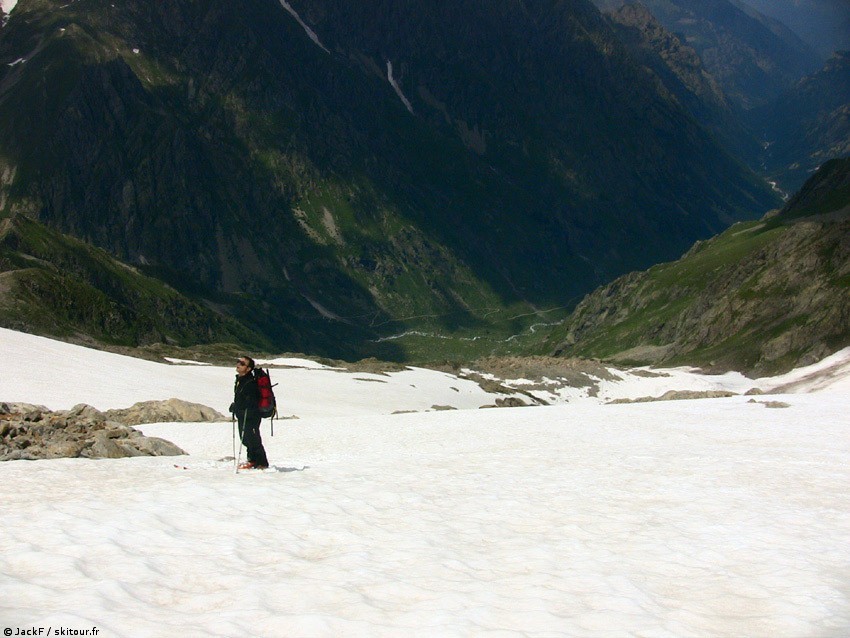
[277,0,330,54]
[757,346,850,394]
[387,60,414,114]
[303,295,350,323]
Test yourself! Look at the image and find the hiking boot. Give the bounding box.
[255,465,269,470]
[238,461,256,470]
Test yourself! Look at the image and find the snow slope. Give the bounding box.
[0,328,502,418]
[4,327,848,417]
[1,328,849,637]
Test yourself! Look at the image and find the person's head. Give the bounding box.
[236,356,255,376]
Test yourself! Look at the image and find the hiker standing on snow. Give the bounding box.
[231,356,269,470]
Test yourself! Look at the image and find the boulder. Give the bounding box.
[495,397,530,408]
[0,403,186,461]
[103,398,228,425]
[609,390,737,404]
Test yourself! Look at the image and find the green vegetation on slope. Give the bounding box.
[0,0,779,361]
[545,159,850,374]
[0,214,269,349]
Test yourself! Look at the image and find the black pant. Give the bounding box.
[238,411,269,467]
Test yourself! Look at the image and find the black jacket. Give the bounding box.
[232,372,260,416]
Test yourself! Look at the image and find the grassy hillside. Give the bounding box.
[0,214,269,349]
[545,158,850,374]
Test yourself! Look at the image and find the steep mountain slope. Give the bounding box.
[593,0,821,109]
[604,2,762,164]
[0,0,778,359]
[546,158,850,374]
[734,0,850,58]
[751,51,850,193]
[0,214,268,348]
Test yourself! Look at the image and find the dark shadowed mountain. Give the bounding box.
[592,0,822,110]
[0,0,778,359]
[0,214,270,349]
[545,158,850,374]
[734,0,850,59]
[750,51,850,194]
[604,2,763,165]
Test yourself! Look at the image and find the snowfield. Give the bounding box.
[1,327,849,637]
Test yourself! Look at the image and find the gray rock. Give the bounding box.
[0,402,187,461]
[132,435,185,456]
[609,390,737,404]
[747,399,791,409]
[86,434,128,459]
[495,397,529,408]
[103,398,227,425]
[551,215,850,376]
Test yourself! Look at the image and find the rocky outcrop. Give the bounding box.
[0,402,186,461]
[553,216,850,374]
[104,398,227,425]
[609,390,737,404]
[605,3,761,164]
[549,159,850,375]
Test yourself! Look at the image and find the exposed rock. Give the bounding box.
[469,356,619,385]
[103,398,227,425]
[551,161,850,377]
[608,390,737,404]
[459,373,516,395]
[748,399,791,409]
[495,397,529,408]
[0,402,186,461]
[0,401,50,420]
[626,368,672,379]
[461,357,607,405]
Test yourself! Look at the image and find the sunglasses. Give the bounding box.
[236,360,249,367]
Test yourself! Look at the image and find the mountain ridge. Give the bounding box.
[752,51,850,192]
[0,0,779,359]
[604,2,762,164]
[546,158,850,374]
[592,0,822,109]
[0,213,270,349]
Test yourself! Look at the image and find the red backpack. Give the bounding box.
[254,368,278,431]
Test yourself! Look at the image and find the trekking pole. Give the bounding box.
[235,411,246,474]
[236,438,242,474]
[232,413,238,474]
